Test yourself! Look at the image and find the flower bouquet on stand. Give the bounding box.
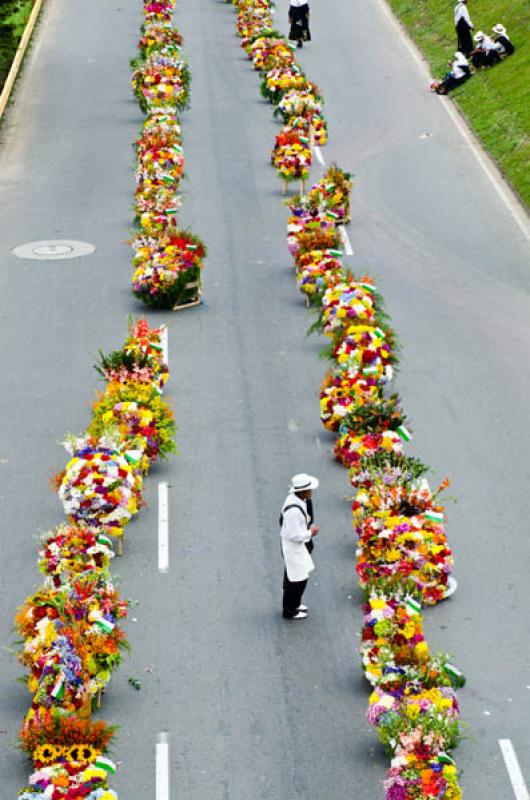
[332,322,396,382]
[131,225,207,310]
[275,142,312,193]
[88,381,177,467]
[335,428,405,470]
[307,165,353,223]
[38,525,114,587]
[132,53,191,114]
[295,250,343,303]
[144,0,175,25]
[138,23,183,61]
[250,36,295,71]
[320,367,382,431]
[19,712,119,800]
[286,209,335,257]
[275,86,323,123]
[95,319,169,393]
[57,434,143,553]
[319,279,378,339]
[260,65,307,104]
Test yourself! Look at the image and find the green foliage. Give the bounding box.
[94,348,151,380]
[0,0,34,89]
[387,0,530,205]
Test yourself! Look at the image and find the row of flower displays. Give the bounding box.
[226,2,465,798]
[13,319,177,799]
[226,0,327,193]
[131,0,207,310]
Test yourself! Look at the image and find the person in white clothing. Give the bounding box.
[492,24,515,57]
[454,0,474,55]
[280,473,319,620]
[470,31,501,68]
[431,52,471,94]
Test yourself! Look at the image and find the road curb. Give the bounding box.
[0,0,45,121]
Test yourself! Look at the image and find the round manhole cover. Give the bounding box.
[12,240,96,261]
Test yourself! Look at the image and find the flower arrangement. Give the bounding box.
[131,225,207,309]
[224,2,464,796]
[38,525,114,587]
[355,511,453,604]
[274,140,312,184]
[334,429,405,470]
[58,434,143,536]
[87,381,177,466]
[95,320,169,394]
[295,250,343,301]
[260,65,307,104]
[13,319,174,798]
[138,23,183,59]
[332,323,395,379]
[320,367,382,431]
[275,87,322,123]
[320,279,377,338]
[130,12,206,311]
[286,210,334,256]
[306,164,353,222]
[132,52,191,114]
[250,36,295,71]
[144,0,175,24]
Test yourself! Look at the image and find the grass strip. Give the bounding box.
[0,0,36,90]
[387,0,530,207]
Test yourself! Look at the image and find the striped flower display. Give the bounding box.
[15,316,175,799]
[226,2,464,797]
[131,0,206,309]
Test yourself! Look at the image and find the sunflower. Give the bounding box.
[67,743,99,763]
[34,743,62,764]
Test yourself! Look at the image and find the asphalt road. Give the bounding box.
[1,0,530,798]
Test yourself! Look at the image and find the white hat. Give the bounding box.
[474,30,484,41]
[290,473,319,492]
[492,23,506,35]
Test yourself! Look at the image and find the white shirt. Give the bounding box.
[454,3,472,27]
[478,34,495,52]
[452,53,469,78]
[280,493,315,582]
[290,0,309,6]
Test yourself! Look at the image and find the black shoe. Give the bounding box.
[297,40,303,48]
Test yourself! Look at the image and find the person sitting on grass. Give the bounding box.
[431,52,471,95]
[470,31,501,68]
[492,24,515,57]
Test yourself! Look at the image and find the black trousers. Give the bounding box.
[471,50,501,68]
[456,19,473,56]
[283,571,308,618]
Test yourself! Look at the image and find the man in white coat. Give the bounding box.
[280,473,319,620]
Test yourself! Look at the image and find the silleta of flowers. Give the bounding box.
[226,0,328,192]
[15,318,175,800]
[131,0,206,310]
[224,4,464,795]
